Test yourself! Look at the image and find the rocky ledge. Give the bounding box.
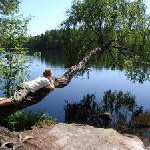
[0,123,149,150]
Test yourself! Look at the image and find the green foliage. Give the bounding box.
[0,16,29,49]
[26,29,65,51]
[0,0,20,15]
[63,0,149,44]
[0,51,29,97]
[62,0,150,69]
[63,28,98,67]
[0,0,30,97]
[0,0,29,49]
[0,111,57,131]
[91,49,150,83]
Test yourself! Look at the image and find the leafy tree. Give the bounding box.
[0,0,29,97]
[0,0,19,15]
[62,0,150,69]
[0,0,29,49]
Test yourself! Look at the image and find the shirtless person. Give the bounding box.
[0,68,55,107]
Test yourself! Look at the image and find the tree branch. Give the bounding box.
[54,47,104,88]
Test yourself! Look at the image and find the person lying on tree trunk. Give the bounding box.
[0,68,55,107]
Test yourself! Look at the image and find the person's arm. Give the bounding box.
[45,84,55,91]
[45,78,55,91]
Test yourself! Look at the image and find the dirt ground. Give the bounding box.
[0,125,59,150]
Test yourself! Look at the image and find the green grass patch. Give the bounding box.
[0,111,57,131]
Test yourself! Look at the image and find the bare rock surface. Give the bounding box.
[49,123,145,150]
[0,123,148,150]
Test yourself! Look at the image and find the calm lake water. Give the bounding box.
[21,51,150,122]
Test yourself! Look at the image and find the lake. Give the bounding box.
[0,50,150,145]
[22,51,150,121]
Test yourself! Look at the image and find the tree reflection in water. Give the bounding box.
[64,90,150,146]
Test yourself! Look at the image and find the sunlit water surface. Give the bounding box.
[22,53,150,122]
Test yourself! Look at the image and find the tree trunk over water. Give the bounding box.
[0,47,104,116]
[54,47,103,88]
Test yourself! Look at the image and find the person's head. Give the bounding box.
[43,68,52,78]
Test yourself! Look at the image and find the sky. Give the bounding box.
[20,0,150,35]
[20,0,72,35]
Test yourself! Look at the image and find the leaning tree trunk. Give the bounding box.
[54,47,103,88]
[0,47,104,116]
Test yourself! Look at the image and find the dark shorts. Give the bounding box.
[11,84,31,106]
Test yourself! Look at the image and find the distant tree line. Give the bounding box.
[25,29,67,51]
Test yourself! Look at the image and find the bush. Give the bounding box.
[0,111,57,131]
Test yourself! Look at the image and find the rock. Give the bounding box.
[1,142,13,149]
[49,123,145,150]
[0,124,147,150]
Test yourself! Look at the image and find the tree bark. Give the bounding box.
[54,47,103,88]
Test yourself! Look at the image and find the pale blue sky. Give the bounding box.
[20,0,150,35]
[20,0,72,35]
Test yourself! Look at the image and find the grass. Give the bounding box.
[0,111,57,131]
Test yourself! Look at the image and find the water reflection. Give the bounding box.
[65,48,150,83]
[40,50,65,67]
[64,90,150,146]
